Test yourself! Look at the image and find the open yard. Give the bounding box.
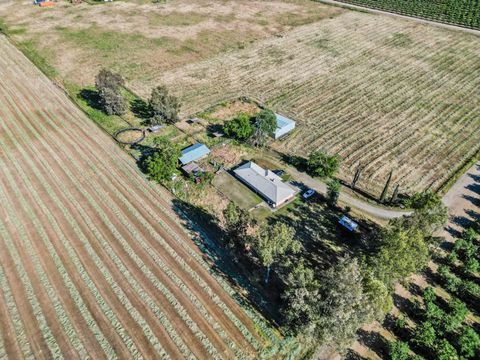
[0,34,295,358]
[212,171,262,210]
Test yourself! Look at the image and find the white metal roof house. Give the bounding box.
[179,143,210,165]
[234,161,297,208]
[274,113,296,139]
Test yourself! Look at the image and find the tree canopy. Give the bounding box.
[250,109,277,147]
[223,113,254,140]
[373,224,429,287]
[149,85,181,124]
[255,222,300,283]
[307,151,341,178]
[95,69,127,115]
[142,137,180,183]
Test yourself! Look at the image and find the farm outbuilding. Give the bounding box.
[179,143,210,165]
[274,113,295,139]
[234,161,296,208]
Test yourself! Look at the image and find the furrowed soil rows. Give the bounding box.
[143,11,480,195]
[0,34,273,359]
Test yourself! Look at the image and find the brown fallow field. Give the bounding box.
[0,35,292,359]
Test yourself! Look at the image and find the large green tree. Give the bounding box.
[315,258,373,352]
[250,109,277,147]
[307,151,341,178]
[149,85,181,124]
[223,113,254,140]
[402,191,448,237]
[95,69,127,115]
[222,202,256,252]
[327,179,341,207]
[373,224,429,287]
[142,137,180,183]
[255,222,300,283]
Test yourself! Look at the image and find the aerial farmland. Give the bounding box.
[1,0,478,195]
[0,0,479,359]
[0,34,291,358]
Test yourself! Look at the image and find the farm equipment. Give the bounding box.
[34,0,56,7]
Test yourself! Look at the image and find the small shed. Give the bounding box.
[181,162,204,175]
[147,125,163,133]
[179,143,210,165]
[274,113,296,139]
[339,216,358,232]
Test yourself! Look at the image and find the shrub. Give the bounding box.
[388,340,410,360]
[95,69,127,115]
[149,85,181,124]
[457,327,480,358]
[307,150,341,178]
[142,137,180,183]
[223,113,254,140]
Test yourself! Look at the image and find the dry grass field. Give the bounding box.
[0,34,295,359]
[151,12,480,195]
[0,0,478,195]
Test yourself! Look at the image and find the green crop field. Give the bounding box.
[328,0,480,29]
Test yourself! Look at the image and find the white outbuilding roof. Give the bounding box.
[234,161,296,207]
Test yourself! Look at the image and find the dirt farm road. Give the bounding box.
[282,164,411,220]
[317,0,480,36]
[441,161,480,241]
[283,161,479,221]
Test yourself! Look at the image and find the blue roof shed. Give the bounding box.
[274,113,296,139]
[179,143,210,165]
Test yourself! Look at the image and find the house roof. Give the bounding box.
[234,161,296,205]
[179,143,210,165]
[181,162,203,174]
[275,113,295,129]
[339,216,358,232]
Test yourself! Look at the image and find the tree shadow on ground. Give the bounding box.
[383,313,413,342]
[357,329,389,359]
[79,88,103,111]
[273,199,379,271]
[462,194,480,207]
[205,124,224,137]
[130,98,152,120]
[344,349,367,360]
[392,293,419,321]
[171,199,284,328]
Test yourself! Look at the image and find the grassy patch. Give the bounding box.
[17,40,58,79]
[389,32,413,47]
[65,82,129,134]
[212,171,262,209]
[148,11,206,27]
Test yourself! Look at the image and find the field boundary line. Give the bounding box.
[314,0,480,35]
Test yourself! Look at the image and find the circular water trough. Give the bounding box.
[113,127,145,145]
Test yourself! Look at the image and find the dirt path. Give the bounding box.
[441,161,480,240]
[316,0,480,36]
[281,163,411,220]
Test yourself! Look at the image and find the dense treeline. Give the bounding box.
[220,192,449,354]
[328,0,480,29]
[388,223,480,360]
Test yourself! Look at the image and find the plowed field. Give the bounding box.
[0,35,278,359]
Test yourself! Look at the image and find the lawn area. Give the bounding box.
[212,171,262,210]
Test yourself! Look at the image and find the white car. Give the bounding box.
[302,189,315,199]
